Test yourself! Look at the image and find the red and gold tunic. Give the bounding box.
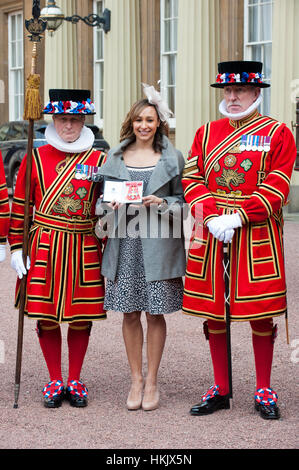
[0,151,10,244]
[182,111,297,321]
[8,144,107,323]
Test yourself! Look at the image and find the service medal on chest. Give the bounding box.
[258,136,264,152]
[81,165,88,180]
[246,135,252,151]
[92,166,100,182]
[239,135,247,151]
[251,135,258,151]
[75,164,82,180]
[264,136,271,152]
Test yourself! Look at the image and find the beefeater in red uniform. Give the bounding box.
[182,61,297,419]
[9,89,107,408]
[0,151,10,262]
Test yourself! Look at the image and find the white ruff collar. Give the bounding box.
[45,121,95,153]
[219,94,263,120]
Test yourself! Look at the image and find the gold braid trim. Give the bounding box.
[252,330,272,336]
[208,328,227,334]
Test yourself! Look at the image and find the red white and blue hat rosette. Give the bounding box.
[43,89,96,115]
[211,61,270,88]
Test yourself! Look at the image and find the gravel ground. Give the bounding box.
[0,220,298,454]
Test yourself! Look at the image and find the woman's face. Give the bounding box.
[132,106,160,144]
[53,114,85,142]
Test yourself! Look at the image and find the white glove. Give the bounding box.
[207,213,242,242]
[207,220,235,243]
[208,213,242,239]
[207,217,222,238]
[0,244,6,262]
[11,250,31,279]
[218,229,235,244]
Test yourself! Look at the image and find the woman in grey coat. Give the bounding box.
[97,86,186,411]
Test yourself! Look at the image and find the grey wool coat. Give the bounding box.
[97,135,187,282]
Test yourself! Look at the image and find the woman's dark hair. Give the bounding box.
[120,98,169,153]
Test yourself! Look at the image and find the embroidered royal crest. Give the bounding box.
[63,183,74,195]
[52,195,82,216]
[214,162,221,172]
[55,155,71,174]
[228,144,242,154]
[240,158,253,172]
[257,171,267,185]
[224,154,237,168]
[76,187,88,199]
[216,168,245,190]
[82,201,91,216]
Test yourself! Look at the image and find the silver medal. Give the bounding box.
[258,136,264,152]
[264,137,271,152]
[81,164,88,180]
[240,135,247,152]
[75,164,82,180]
[252,135,258,152]
[246,135,252,151]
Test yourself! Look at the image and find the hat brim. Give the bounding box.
[211,82,270,89]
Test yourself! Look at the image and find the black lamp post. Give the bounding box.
[40,0,111,36]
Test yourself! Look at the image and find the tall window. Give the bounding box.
[244,0,273,115]
[94,0,105,128]
[161,0,178,127]
[8,12,24,121]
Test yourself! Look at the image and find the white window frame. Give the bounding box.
[8,11,24,121]
[160,0,178,129]
[93,0,105,129]
[244,0,273,115]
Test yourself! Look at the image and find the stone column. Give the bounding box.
[271,0,299,211]
[75,0,94,93]
[271,0,299,129]
[140,0,160,86]
[103,0,141,148]
[175,0,220,156]
[44,0,78,101]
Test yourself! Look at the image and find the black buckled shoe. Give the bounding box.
[42,380,65,408]
[254,388,280,420]
[190,385,230,416]
[66,380,88,407]
[255,401,280,420]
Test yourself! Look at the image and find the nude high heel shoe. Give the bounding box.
[126,382,143,410]
[142,385,159,411]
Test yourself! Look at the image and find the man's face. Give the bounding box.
[223,85,260,114]
[53,114,85,142]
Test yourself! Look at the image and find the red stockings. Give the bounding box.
[205,318,276,395]
[37,320,92,383]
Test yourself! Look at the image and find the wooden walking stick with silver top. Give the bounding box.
[13,2,46,409]
[223,242,233,410]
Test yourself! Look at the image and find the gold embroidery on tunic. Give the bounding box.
[216,168,245,190]
[52,195,82,216]
[224,154,237,168]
